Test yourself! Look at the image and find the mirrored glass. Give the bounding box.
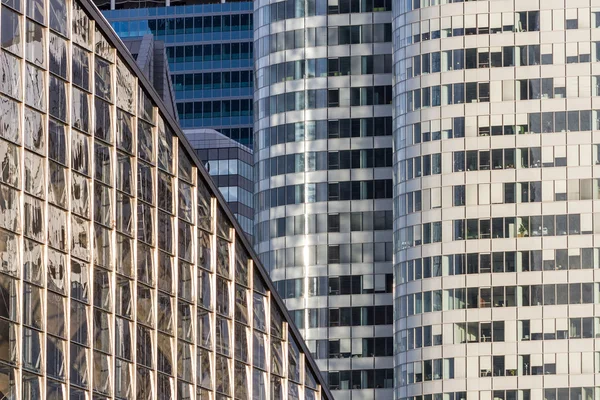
[72,131,90,175]
[0,51,21,100]
[72,1,92,49]
[0,139,20,188]
[94,28,114,62]
[116,58,135,113]
[1,7,22,56]
[0,95,20,144]
[72,86,91,133]
[0,183,20,233]
[157,116,173,173]
[49,0,68,37]
[23,195,43,242]
[71,215,90,261]
[25,63,45,112]
[71,172,90,218]
[26,0,44,24]
[0,230,18,277]
[94,96,112,143]
[48,161,67,207]
[49,75,68,122]
[24,151,46,199]
[25,20,44,67]
[94,142,112,185]
[95,56,112,101]
[49,32,68,79]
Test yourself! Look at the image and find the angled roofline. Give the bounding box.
[79,1,333,397]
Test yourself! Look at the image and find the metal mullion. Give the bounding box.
[150,101,159,398]
[189,164,198,393]
[246,247,255,400]
[172,135,179,398]
[129,75,139,399]
[91,21,119,399]
[210,196,217,397]
[38,0,51,393]
[13,2,27,398]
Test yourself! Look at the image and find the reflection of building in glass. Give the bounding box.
[393,3,600,400]
[0,1,331,399]
[187,129,254,239]
[95,0,254,148]
[253,0,395,396]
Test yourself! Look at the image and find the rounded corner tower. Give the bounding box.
[253,0,395,397]
[393,1,600,400]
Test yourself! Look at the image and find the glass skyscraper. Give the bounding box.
[95,0,255,148]
[0,0,331,399]
[188,129,255,239]
[393,1,600,400]
[253,0,395,396]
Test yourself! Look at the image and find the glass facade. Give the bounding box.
[0,0,331,399]
[97,1,254,147]
[188,129,255,239]
[253,0,394,397]
[393,2,600,400]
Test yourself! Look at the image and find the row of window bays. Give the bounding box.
[396,9,600,47]
[398,178,600,217]
[397,389,597,400]
[255,117,392,150]
[171,70,253,92]
[143,13,253,35]
[263,210,393,239]
[255,0,391,28]
[255,54,393,89]
[256,148,392,180]
[255,24,392,58]
[254,179,393,212]
[396,109,600,149]
[310,336,394,360]
[402,76,600,113]
[398,318,600,352]
[165,42,253,64]
[274,273,392,299]
[256,85,393,118]
[257,241,392,271]
[397,143,600,183]
[396,213,589,250]
[398,352,600,384]
[395,249,600,285]
[401,43,600,80]
[326,368,394,390]
[396,282,600,319]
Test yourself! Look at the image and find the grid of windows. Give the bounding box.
[254,0,394,392]
[393,2,600,400]
[98,2,254,146]
[0,1,330,399]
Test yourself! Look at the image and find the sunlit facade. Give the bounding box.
[393,1,600,400]
[0,0,331,399]
[253,0,395,397]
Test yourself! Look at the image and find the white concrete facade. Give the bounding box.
[392,1,600,399]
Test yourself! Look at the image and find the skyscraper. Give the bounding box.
[253,0,395,396]
[188,128,255,239]
[393,2,600,399]
[0,0,331,398]
[96,0,255,148]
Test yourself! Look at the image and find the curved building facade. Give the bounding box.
[393,1,600,399]
[253,0,395,397]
